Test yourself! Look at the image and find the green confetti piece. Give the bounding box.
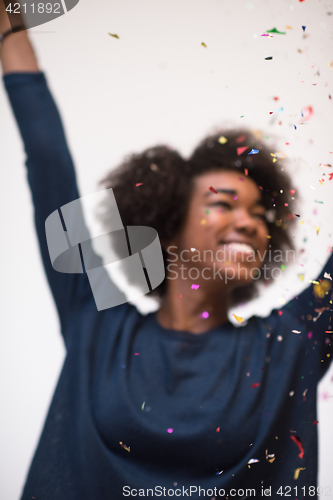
[265,56,273,60]
[314,200,323,204]
[108,33,119,39]
[281,265,286,270]
[141,402,145,410]
[266,27,286,35]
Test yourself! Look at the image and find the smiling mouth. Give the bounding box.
[219,242,256,256]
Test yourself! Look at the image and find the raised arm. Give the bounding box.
[0,8,98,338]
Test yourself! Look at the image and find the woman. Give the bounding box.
[1,10,332,500]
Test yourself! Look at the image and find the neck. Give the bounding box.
[157,279,231,334]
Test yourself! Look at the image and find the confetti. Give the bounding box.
[201,42,207,48]
[136,183,143,187]
[237,146,249,155]
[141,402,145,410]
[216,427,220,432]
[313,280,331,299]
[119,441,130,452]
[302,26,306,32]
[244,168,248,176]
[301,105,313,121]
[266,28,286,34]
[191,284,199,290]
[218,136,228,144]
[265,56,273,60]
[202,311,209,319]
[109,33,119,39]
[248,149,259,155]
[209,186,218,193]
[233,314,244,323]
[251,383,260,389]
[167,428,173,433]
[292,330,301,334]
[248,458,260,464]
[294,468,306,480]
[290,435,304,458]
[236,135,246,143]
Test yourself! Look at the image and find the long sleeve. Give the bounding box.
[3,72,98,336]
[282,251,333,376]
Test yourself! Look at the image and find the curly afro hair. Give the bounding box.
[99,129,295,304]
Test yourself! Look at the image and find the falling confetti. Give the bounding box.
[202,311,209,319]
[218,136,228,144]
[290,435,304,458]
[109,33,119,39]
[237,146,249,155]
[294,467,306,480]
[313,280,331,299]
[302,26,306,32]
[167,428,173,433]
[136,183,143,187]
[266,28,286,34]
[209,186,218,194]
[191,284,200,290]
[251,383,260,389]
[233,314,244,323]
[201,42,207,48]
[301,106,313,121]
[248,149,259,155]
[265,56,273,60]
[119,441,130,452]
[248,458,260,464]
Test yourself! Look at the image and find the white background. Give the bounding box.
[1,0,333,498]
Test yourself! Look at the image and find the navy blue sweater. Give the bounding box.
[4,72,333,500]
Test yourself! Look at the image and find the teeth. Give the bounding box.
[224,243,254,254]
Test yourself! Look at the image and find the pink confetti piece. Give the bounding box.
[191,284,200,290]
[167,428,173,433]
[237,146,248,156]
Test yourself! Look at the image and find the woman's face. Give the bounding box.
[166,170,270,289]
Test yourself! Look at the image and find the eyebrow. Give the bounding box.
[205,189,264,206]
[205,189,236,197]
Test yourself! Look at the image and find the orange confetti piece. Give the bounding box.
[233,314,244,323]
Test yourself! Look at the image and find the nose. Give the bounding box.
[233,208,257,236]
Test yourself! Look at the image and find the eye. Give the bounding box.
[252,212,268,223]
[209,201,232,210]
